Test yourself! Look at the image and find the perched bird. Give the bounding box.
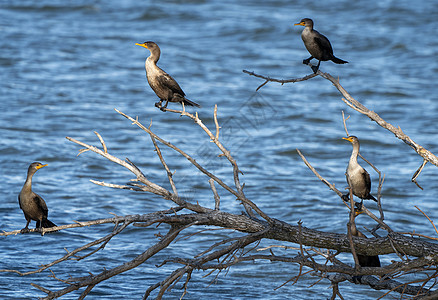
[294,18,348,73]
[18,162,57,233]
[135,41,200,110]
[343,136,377,202]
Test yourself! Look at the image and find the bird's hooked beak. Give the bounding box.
[294,21,305,26]
[135,43,148,49]
[342,137,353,143]
[36,164,48,170]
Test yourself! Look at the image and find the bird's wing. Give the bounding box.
[34,194,49,217]
[363,169,372,191]
[313,31,334,54]
[157,73,185,97]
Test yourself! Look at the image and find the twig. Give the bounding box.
[412,159,427,190]
[242,70,318,91]
[115,109,270,223]
[213,104,220,140]
[150,134,179,197]
[66,136,170,197]
[209,179,220,210]
[244,70,438,180]
[415,206,438,237]
[347,179,360,270]
[94,131,107,154]
[296,149,343,197]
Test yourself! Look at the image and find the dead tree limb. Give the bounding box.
[243,69,438,185]
[2,107,438,299]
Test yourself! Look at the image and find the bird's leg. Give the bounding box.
[36,220,42,230]
[354,201,363,212]
[160,100,169,112]
[311,60,321,74]
[303,56,313,65]
[20,219,31,233]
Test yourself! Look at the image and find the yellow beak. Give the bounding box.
[342,137,353,143]
[36,164,48,170]
[135,43,148,49]
[294,21,305,26]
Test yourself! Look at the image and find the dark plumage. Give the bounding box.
[135,41,200,110]
[294,18,348,73]
[351,223,381,268]
[343,136,377,202]
[19,162,56,233]
[350,212,381,283]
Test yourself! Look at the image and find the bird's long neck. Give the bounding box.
[350,221,358,237]
[147,49,160,65]
[305,23,314,32]
[22,169,36,193]
[350,220,366,238]
[349,143,360,164]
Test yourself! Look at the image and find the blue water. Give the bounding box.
[1,0,437,299]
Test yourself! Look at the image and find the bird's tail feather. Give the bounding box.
[368,194,377,202]
[183,98,201,108]
[39,219,57,228]
[331,56,348,64]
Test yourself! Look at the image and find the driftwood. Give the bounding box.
[1,67,438,299]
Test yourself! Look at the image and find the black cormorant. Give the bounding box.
[294,18,348,73]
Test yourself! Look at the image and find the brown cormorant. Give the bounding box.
[343,136,377,202]
[135,41,200,110]
[19,162,57,232]
[294,18,348,73]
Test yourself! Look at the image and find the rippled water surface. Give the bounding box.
[1,0,437,299]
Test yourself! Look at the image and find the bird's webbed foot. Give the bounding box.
[311,65,319,74]
[159,101,169,112]
[303,56,313,65]
[20,227,30,234]
[354,201,364,212]
[155,100,163,109]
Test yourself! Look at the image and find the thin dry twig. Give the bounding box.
[209,178,220,210]
[415,206,438,237]
[242,69,318,91]
[213,104,220,140]
[114,108,270,223]
[412,159,427,190]
[296,149,343,197]
[244,70,438,181]
[150,134,179,197]
[94,131,107,154]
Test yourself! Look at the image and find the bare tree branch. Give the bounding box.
[244,69,438,183]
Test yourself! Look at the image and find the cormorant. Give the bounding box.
[19,162,57,233]
[343,136,377,202]
[294,18,348,73]
[351,209,381,283]
[135,41,200,110]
